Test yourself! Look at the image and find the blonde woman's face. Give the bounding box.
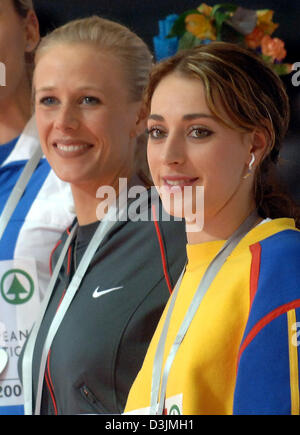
[147,73,255,222]
[34,43,142,189]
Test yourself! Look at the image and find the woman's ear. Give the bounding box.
[248,129,270,166]
[24,10,40,53]
[130,104,148,138]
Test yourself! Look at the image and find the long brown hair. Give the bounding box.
[144,42,300,227]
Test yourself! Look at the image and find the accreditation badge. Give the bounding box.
[124,394,183,415]
[0,258,40,415]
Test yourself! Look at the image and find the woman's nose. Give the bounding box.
[161,133,185,166]
[54,105,80,132]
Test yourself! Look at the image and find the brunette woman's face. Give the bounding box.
[34,43,143,189]
[0,0,39,101]
[147,73,255,224]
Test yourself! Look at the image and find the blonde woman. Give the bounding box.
[125,42,300,415]
[19,16,186,415]
[0,0,75,415]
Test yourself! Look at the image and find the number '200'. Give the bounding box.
[0,384,22,398]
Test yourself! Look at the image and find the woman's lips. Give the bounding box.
[162,176,198,188]
[161,176,199,193]
[53,141,93,157]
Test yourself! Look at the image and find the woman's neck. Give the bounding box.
[71,184,100,226]
[71,170,135,226]
[186,199,259,245]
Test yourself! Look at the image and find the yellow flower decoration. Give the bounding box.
[185,13,217,40]
[256,9,279,35]
[197,3,213,17]
[154,4,293,75]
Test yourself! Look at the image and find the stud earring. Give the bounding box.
[243,153,255,179]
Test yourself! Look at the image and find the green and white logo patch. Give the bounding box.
[0,269,34,305]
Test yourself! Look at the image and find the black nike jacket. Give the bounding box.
[19,188,187,414]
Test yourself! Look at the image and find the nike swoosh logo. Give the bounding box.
[92,286,123,299]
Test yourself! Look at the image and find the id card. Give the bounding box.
[0,258,40,414]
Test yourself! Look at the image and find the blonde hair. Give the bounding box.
[35,16,153,181]
[144,42,300,225]
[35,15,153,103]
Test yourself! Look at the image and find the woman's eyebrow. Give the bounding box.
[148,113,216,121]
[182,113,216,121]
[148,114,164,121]
[35,86,56,93]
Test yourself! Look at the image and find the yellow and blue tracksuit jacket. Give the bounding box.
[125,218,300,415]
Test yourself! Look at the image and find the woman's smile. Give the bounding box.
[53,140,93,158]
[161,175,199,193]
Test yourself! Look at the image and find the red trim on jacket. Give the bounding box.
[152,205,173,295]
[45,350,58,416]
[237,299,300,368]
[249,242,262,309]
[46,226,74,415]
[49,240,62,276]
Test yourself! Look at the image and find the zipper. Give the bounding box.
[80,385,108,414]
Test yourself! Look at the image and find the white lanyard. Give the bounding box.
[22,187,148,415]
[150,211,259,415]
[22,223,77,415]
[22,204,127,415]
[0,146,43,241]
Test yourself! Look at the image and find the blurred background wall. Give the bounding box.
[32,0,300,203]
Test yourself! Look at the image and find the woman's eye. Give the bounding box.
[80,96,101,105]
[147,127,166,139]
[189,127,212,139]
[39,96,58,106]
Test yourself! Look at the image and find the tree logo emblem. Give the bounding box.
[169,404,181,415]
[0,269,34,305]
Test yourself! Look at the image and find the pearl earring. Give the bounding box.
[243,153,255,179]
